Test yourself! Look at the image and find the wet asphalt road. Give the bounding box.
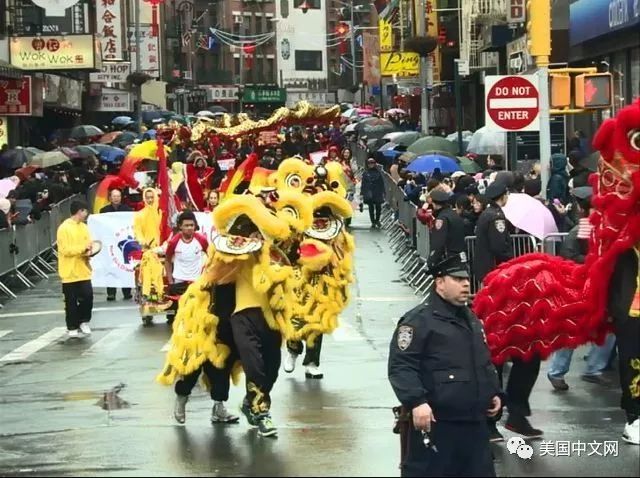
[0,210,638,477]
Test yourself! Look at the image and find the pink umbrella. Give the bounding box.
[501,193,558,240]
[0,176,20,199]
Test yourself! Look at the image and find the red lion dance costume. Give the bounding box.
[473,101,640,441]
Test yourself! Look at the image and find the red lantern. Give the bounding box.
[143,0,165,37]
[242,44,256,69]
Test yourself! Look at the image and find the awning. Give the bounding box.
[0,60,23,80]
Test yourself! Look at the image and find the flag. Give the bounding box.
[156,138,174,243]
[219,153,259,200]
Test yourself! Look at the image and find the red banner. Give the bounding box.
[0,77,32,116]
[258,130,279,145]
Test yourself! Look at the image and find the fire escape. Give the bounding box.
[460,0,506,68]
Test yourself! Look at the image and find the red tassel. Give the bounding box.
[151,6,158,36]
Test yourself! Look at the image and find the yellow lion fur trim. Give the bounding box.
[324,161,349,199]
[312,190,353,219]
[269,158,315,193]
[140,250,165,297]
[274,190,314,233]
[213,194,290,241]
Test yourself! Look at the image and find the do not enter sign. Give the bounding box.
[485,75,540,132]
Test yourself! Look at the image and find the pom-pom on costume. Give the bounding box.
[473,100,640,428]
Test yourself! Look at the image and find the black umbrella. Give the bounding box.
[113,132,139,148]
[0,148,29,169]
[70,125,104,140]
[208,105,228,114]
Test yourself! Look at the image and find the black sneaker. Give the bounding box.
[123,294,132,301]
[505,415,544,439]
[581,374,611,386]
[256,413,278,438]
[488,422,505,442]
[240,401,258,427]
[547,374,569,391]
[106,296,116,302]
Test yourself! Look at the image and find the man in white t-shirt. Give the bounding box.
[166,210,239,425]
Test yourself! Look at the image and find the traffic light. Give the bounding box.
[526,0,551,58]
[550,74,571,108]
[575,73,613,109]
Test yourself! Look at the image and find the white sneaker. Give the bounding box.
[211,401,240,424]
[622,418,640,445]
[67,329,80,339]
[283,350,298,373]
[79,323,92,335]
[305,363,324,379]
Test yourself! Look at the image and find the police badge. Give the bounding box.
[494,219,506,233]
[397,325,413,351]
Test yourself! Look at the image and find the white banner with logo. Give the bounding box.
[96,89,132,112]
[90,62,131,83]
[128,25,160,78]
[88,212,214,288]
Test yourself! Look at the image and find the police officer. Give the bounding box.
[388,254,502,477]
[427,190,467,271]
[473,182,512,284]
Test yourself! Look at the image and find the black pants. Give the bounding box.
[286,334,324,366]
[615,315,640,420]
[166,281,191,316]
[367,201,382,224]
[174,317,238,401]
[401,421,495,477]
[106,287,132,299]
[230,308,282,415]
[62,280,93,331]
[488,356,540,424]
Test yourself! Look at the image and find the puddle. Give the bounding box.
[95,383,130,410]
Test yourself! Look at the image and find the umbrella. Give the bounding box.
[405,154,462,174]
[580,151,600,172]
[113,132,139,148]
[457,156,482,174]
[407,136,459,156]
[0,177,20,198]
[208,105,228,114]
[70,125,104,140]
[31,151,71,168]
[467,126,507,155]
[386,108,406,115]
[99,147,126,163]
[112,116,134,126]
[344,123,358,133]
[14,165,42,182]
[341,107,372,119]
[390,131,423,147]
[196,110,216,118]
[74,145,100,158]
[501,193,558,240]
[446,131,473,142]
[58,147,81,159]
[142,129,157,140]
[100,131,123,144]
[0,148,30,169]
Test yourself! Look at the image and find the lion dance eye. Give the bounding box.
[286,174,302,188]
[282,205,299,219]
[629,129,640,152]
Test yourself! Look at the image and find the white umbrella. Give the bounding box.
[386,108,406,115]
[467,126,507,155]
[344,123,358,133]
[196,110,215,118]
[341,108,358,119]
[446,130,473,142]
[31,151,70,168]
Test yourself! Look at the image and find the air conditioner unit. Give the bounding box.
[234,15,243,24]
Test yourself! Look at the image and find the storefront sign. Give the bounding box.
[128,26,160,79]
[0,77,32,116]
[96,0,124,60]
[0,117,8,149]
[286,91,334,107]
[206,86,239,102]
[378,19,393,53]
[570,0,640,45]
[243,88,287,103]
[90,62,131,83]
[44,75,83,111]
[507,0,526,23]
[97,90,132,112]
[10,35,97,70]
[18,9,74,35]
[380,52,419,77]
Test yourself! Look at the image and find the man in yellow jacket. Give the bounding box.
[57,200,94,338]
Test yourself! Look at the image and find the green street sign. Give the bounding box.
[243,88,287,103]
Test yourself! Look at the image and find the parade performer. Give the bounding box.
[473,99,640,445]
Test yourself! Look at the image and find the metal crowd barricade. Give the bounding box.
[0,229,17,298]
[542,233,569,256]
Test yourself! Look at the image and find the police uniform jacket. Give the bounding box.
[388,293,501,422]
[473,204,512,283]
[428,206,467,270]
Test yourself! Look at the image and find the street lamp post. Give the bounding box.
[174,0,194,114]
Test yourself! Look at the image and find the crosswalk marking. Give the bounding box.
[0,327,67,362]
[83,327,136,356]
[0,330,12,340]
[0,305,138,319]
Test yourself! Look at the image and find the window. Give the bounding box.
[293,0,321,8]
[631,48,640,103]
[295,50,323,71]
[266,58,275,82]
[234,57,240,76]
[281,0,289,18]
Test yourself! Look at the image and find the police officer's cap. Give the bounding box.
[430,189,452,204]
[426,253,470,279]
[484,182,508,201]
[571,186,593,201]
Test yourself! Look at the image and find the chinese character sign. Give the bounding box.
[0,77,33,116]
[97,0,124,60]
[0,117,8,149]
[128,26,160,78]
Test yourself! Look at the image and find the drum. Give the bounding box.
[88,240,103,257]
